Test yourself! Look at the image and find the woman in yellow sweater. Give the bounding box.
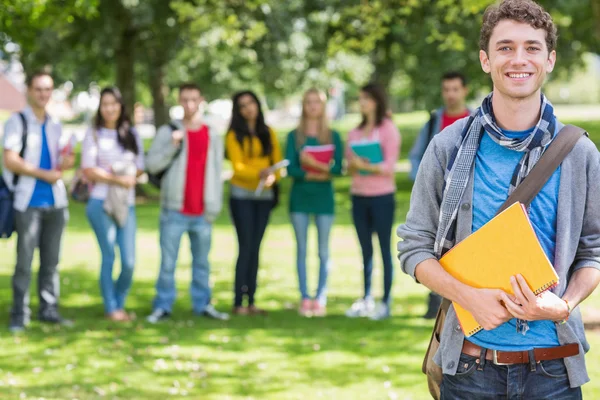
[226,90,283,315]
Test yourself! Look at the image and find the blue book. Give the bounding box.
[350,140,383,175]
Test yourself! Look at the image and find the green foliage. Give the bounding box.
[1,0,598,114]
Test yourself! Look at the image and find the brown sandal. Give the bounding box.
[232,306,249,315]
[248,306,268,316]
[106,310,131,322]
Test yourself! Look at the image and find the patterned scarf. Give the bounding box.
[434,93,556,334]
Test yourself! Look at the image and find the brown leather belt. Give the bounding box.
[462,340,579,365]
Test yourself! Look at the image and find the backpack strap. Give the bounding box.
[167,122,183,159]
[425,110,437,145]
[12,112,28,187]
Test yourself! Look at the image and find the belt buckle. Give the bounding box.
[492,350,511,366]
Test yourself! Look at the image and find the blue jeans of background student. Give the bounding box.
[152,209,212,314]
[229,197,272,307]
[441,352,582,399]
[86,199,136,314]
[290,212,334,305]
[351,193,395,305]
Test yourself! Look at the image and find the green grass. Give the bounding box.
[0,119,599,399]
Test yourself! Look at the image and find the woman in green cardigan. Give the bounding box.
[285,88,343,317]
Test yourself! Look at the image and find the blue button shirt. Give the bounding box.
[29,122,55,208]
[468,126,560,351]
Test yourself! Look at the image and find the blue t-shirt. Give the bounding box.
[467,126,561,351]
[29,123,55,208]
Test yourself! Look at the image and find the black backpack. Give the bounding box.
[147,122,181,189]
[1,112,27,239]
[425,110,438,147]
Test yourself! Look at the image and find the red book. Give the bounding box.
[301,144,335,173]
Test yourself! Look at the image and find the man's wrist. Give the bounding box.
[454,284,476,310]
[556,298,572,324]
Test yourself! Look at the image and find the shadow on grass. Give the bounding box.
[0,267,432,398]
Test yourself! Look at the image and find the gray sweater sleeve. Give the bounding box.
[146,124,180,174]
[572,139,600,273]
[397,119,467,282]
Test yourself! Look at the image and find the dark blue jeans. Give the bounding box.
[441,352,582,400]
[229,197,272,307]
[351,193,395,304]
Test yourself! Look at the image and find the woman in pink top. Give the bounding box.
[344,83,401,320]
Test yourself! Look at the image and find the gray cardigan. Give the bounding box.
[397,117,600,388]
[146,120,223,222]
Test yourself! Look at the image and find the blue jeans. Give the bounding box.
[441,352,582,399]
[290,212,334,305]
[351,193,395,304]
[86,199,136,314]
[152,209,212,314]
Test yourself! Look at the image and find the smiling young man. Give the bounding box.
[146,83,228,323]
[3,71,75,332]
[398,0,600,398]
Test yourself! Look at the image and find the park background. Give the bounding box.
[0,1,600,399]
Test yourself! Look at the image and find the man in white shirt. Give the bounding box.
[2,71,74,332]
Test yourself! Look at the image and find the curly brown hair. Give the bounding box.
[479,0,557,54]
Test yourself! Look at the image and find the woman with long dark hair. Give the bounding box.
[81,87,144,321]
[344,83,401,320]
[226,90,283,315]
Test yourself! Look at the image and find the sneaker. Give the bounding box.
[345,298,375,318]
[369,302,391,321]
[299,299,312,317]
[147,308,171,324]
[39,309,74,327]
[9,320,25,333]
[202,305,230,321]
[312,300,326,317]
[9,315,29,333]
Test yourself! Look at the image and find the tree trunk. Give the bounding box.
[149,63,169,127]
[116,28,136,118]
[370,33,396,109]
[593,0,600,47]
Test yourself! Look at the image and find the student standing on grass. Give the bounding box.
[345,83,401,321]
[398,1,600,398]
[408,71,473,320]
[81,87,144,322]
[3,71,75,332]
[226,90,283,316]
[146,83,228,323]
[285,88,343,317]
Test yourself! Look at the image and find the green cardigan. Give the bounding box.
[285,129,343,215]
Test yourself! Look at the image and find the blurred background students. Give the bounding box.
[345,83,401,321]
[82,86,144,322]
[226,90,283,316]
[145,83,228,323]
[285,88,343,317]
[3,71,75,332]
[408,71,471,319]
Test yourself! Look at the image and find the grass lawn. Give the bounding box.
[0,119,599,399]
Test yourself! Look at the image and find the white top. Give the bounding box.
[2,106,68,211]
[81,127,144,205]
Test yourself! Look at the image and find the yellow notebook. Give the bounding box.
[439,202,559,337]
